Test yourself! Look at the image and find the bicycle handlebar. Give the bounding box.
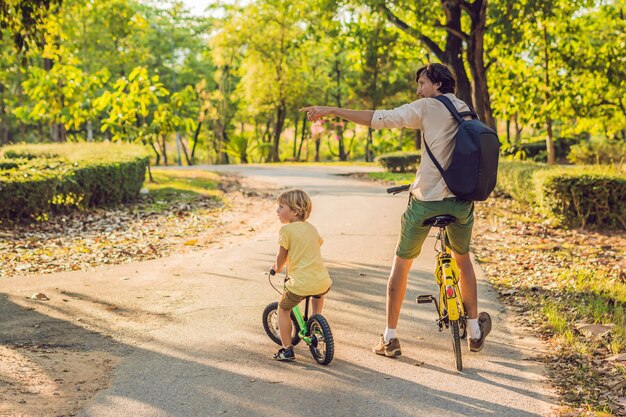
[386,184,410,195]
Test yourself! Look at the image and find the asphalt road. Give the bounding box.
[3,165,556,417]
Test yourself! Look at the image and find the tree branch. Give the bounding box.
[380,3,445,60]
[434,21,469,41]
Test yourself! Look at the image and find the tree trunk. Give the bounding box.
[415,129,422,150]
[191,121,202,160]
[292,110,299,159]
[366,128,374,162]
[333,59,347,161]
[0,84,10,145]
[506,118,511,144]
[297,114,307,161]
[465,0,494,128]
[50,123,66,142]
[514,114,522,143]
[314,137,321,162]
[440,1,473,106]
[381,1,482,114]
[180,137,191,165]
[150,139,161,166]
[160,135,168,165]
[271,104,286,162]
[543,24,556,164]
[220,129,230,164]
[546,117,555,164]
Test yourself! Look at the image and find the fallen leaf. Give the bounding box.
[30,293,49,301]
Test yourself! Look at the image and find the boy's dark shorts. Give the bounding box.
[396,196,474,259]
[279,287,330,311]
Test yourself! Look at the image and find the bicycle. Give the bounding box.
[387,184,467,371]
[262,268,334,365]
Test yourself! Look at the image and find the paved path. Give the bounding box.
[2,165,556,416]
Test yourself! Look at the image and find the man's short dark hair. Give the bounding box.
[416,63,456,94]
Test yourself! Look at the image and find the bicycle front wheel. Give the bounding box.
[262,302,300,347]
[451,320,463,371]
[307,314,334,365]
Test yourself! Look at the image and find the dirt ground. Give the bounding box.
[0,185,277,417]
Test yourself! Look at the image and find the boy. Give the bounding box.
[271,189,332,361]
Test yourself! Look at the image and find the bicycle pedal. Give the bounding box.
[417,295,434,304]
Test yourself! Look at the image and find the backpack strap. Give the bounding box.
[433,95,477,124]
[422,137,445,177]
[422,95,476,178]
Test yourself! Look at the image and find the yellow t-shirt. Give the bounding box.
[278,221,332,296]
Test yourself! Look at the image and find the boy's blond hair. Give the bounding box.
[277,189,312,221]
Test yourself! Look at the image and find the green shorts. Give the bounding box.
[395,196,474,259]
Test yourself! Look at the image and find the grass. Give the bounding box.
[366,171,414,183]
[144,168,222,212]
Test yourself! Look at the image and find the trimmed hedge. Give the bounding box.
[496,160,625,229]
[376,151,420,173]
[534,168,626,229]
[0,143,149,220]
[495,161,550,203]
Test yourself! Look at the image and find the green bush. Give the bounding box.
[503,136,582,162]
[497,160,625,229]
[0,160,20,170]
[496,160,550,203]
[567,139,626,167]
[534,167,626,229]
[0,142,149,220]
[376,151,420,173]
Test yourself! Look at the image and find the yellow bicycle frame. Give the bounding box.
[435,246,464,322]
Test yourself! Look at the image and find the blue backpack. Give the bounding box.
[422,95,500,201]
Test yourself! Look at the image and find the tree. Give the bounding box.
[94,66,170,162]
[223,0,310,162]
[376,0,495,128]
[346,6,414,160]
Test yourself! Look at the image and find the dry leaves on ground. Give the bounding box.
[472,197,626,417]
[0,178,273,278]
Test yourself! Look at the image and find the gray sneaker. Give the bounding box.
[373,335,402,357]
[273,346,295,361]
[469,312,492,352]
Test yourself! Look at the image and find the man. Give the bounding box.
[300,63,491,357]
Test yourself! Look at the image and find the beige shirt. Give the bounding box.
[371,93,470,201]
[278,221,332,296]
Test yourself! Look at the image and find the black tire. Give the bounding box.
[451,320,463,371]
[459,315,467,339]
[262,302,300,347]
[307,314,334,365]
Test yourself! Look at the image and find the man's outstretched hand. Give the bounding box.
[299,106,334,122]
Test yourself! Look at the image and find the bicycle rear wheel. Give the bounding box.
[451,320,463,371]
[307,314,334,365]
[262,302,300,347]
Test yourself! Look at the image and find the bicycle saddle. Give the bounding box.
[422,214,457,227]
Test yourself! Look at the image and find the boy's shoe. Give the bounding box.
[373,335,402,358]
[469,312,492,352]
[273,347,295,361]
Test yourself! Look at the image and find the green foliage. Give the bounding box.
[534,167,626,229]
[94,66,170,142]
[567,139,626,168]
[496,160,550,203]
[0,143,149,220]
[503,137,582,163]
[0,160,19,170]
[376,151,420,173]
[366,171,414,184]
[495,161,625,229]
